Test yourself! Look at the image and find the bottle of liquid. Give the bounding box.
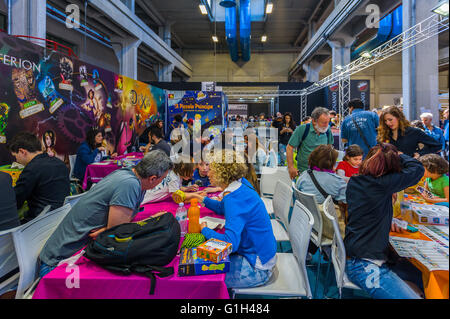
[188,198,201,233]
[175,202,188,236]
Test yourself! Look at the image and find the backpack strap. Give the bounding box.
[131,265,174,295]
[307,169,339,205]
[351,117,371,150]
[297,123,311,151]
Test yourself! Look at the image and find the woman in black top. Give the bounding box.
[344,143,424,299]
[377,106,441,158]
[278,112,296,166]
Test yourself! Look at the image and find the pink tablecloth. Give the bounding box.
[82,153,144,189]
[33,195,229,299]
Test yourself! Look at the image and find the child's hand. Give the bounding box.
[200,222,208,230]
[204,187,222,194]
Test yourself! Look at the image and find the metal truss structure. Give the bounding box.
[223,14,449,125]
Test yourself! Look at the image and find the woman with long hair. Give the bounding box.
[344,143,425,299]
[72,128,106,181]
[244,133,267,175]
[279,112,296,166]
[377,106,441,158]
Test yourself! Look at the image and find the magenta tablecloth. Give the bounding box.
[82,153,144,189]
[33,195,229,299]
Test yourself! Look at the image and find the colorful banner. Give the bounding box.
[166,91,227,138]
[326,80,371,112]
[0,32,165,163]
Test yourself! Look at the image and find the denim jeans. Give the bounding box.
[279,143,287,166]
[39,261,56,278]
[225,254,273,289]
[345,258,422,299]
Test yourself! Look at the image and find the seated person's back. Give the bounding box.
[9,132,70,222]
[0,172,20,231]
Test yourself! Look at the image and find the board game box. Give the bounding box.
[178,247,230,277]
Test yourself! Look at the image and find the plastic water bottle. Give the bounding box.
[175,202,188,236]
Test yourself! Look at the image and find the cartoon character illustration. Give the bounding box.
[79,65,88,86]
[0,102,9,143]
[59,57,74,91]
[115,76,123,93]
[12,68,44,118]
[38,76,64,114]
[82,89,102,121]
[92,69,102,90]
[42,130,57,157]
[201,263,225,271]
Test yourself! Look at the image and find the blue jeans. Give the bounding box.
[225,254,273,289]
[39,261,56,278]
[279,143,287,166]
[345,258,422,299]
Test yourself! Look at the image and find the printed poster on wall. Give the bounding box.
[0,31,166,164]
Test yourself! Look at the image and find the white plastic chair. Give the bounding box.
[63,193,86,207]
[12,204,72,299]
[233,200,314,299]
[260,166,291,198]
[270,181,293,247]
[322,196,360,298]
[293,187,332,298]
[0,226,21,296]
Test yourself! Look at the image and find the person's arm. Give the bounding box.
[336,169,350,182]
[287,126,303,179]
[340,120,348,143]
[378,154,425,194]
[421,185,449,204]
[78,144,100,165]
[201,200,245,251]
[416,129,443,155]
[14,168,37,210]
[198,195,225,216]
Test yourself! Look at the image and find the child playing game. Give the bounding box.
[336,144,364,182]
[193,159,222,193]
[418,154,449,207]
[141,156,215,204]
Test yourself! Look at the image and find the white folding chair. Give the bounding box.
[270,181,293,247]
[292,187,332,298]
[36,205,52,219]
[12,204,72,299]
[260,166,292,214]
[0,226,21,297]
[233,200,313,299]
[322,196,360,299]
[63,192,86,207]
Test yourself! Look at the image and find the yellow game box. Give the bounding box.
[196,238,232,263]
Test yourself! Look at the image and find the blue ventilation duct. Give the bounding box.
[225,4,239,62]
[239,0,251,62]
[351,5,403,61]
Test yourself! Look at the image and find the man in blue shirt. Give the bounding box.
[420,112,445,154]
[341,99,379,157]
[443,109,449,159]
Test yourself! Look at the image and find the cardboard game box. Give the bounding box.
[178,248,230,277]
[196,238,232,263]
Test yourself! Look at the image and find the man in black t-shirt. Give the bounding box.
[0,172,20,231]
[144,124,172,157]
[9,132,70,222]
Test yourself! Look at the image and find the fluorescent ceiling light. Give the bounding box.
[212,35,219,42]
[432,1,449,16]
[199,4,208,15]
[360,51,372,58]
[266,3,273,14]
[261,35,267,42]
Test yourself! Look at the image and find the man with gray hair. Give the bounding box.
[286,107,333,179]
[420,112,445,153]
[39,150,173,276]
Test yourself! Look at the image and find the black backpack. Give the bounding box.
[84,213,180,295]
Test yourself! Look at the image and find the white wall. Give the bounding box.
[182,50,298,82]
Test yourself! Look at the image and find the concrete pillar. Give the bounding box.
[302,59,323,83]
[158,63,175,82]
[402,0,440,123]
[111,37,142,80]
[327,34,355,72]
[159,23,173,47]
[10,0,46,44]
